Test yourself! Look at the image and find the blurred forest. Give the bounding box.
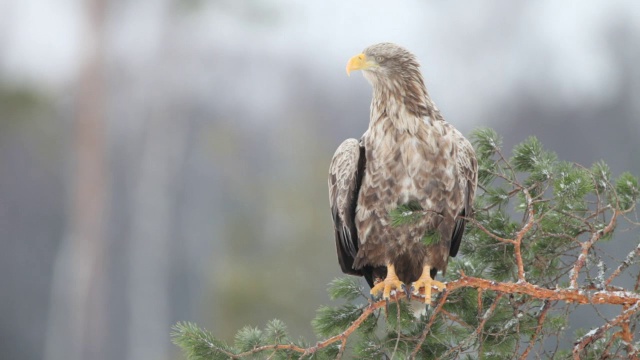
[1,1,639,360]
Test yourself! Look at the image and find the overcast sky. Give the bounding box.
[3,1,640,103]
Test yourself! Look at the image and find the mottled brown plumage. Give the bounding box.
[328,43,477,302]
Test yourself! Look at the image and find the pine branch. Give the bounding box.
[172,276,640,359]
[447,273,640,306]
[573,302,640,359]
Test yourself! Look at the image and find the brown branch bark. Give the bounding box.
[619,304,636,357]
[447,274,640,306]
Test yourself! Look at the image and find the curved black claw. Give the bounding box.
[401,284,411,300]
[370,294,377,303]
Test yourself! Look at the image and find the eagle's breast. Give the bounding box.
[354,115,462,265]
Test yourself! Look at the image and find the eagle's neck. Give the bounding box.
[368,71,442,134]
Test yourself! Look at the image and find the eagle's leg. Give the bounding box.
[370,263,405,300]
[411,265,446,304]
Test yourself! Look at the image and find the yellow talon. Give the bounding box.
[370,264,405,300]
[411,266,446,304]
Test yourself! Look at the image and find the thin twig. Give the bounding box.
[410,290,449,359]
[520,300,551,359]
[604,242,640,287]
[439,308,474,330]
[465,217,515,244]
[569,209,619,288]
[440,293,504,359]
[513,188,535,282]
[390,300,402,360]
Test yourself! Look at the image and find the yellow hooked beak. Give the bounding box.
[346,53,377,76]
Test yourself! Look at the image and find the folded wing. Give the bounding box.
[449,131,478,257]
[328,138,365,275]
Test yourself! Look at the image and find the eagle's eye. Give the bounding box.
[376,56,385,63]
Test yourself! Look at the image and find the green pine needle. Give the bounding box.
[529,150,557,183]
[171,322,235,360]
[389,201,425,227]
[471,127,503,159]
[234,326,265,352]
[265,319,289,344]
[553,162,593,211]
[354,339,387,359]
[615,172,639,210]
[328,277,363,301]
[312,304,362,337]
[422,230,441,246]
[485,186,510,208]
[385,300,414,330]
[591,160,611,193]
[477,156,498,186]
[511,136,545,172]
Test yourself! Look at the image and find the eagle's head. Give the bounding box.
[346,42,432,119]
[346,43,421,86]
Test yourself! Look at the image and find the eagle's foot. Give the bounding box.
[411,267,446,304]
[370,264,405,300]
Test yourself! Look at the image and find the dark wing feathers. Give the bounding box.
[449,210,465,257]
[449,131,478,257]
[328,138,365,275]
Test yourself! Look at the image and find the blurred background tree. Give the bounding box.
[1,1,640,360]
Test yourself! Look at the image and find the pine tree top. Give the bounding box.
[172,128,640,359]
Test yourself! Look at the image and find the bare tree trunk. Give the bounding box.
[126,106,186,360]
[125,5,185,359]
[44,0,108,359]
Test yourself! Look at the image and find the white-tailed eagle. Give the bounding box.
[328,43,477,303]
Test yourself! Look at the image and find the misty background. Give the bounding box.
[1,1,639,359]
